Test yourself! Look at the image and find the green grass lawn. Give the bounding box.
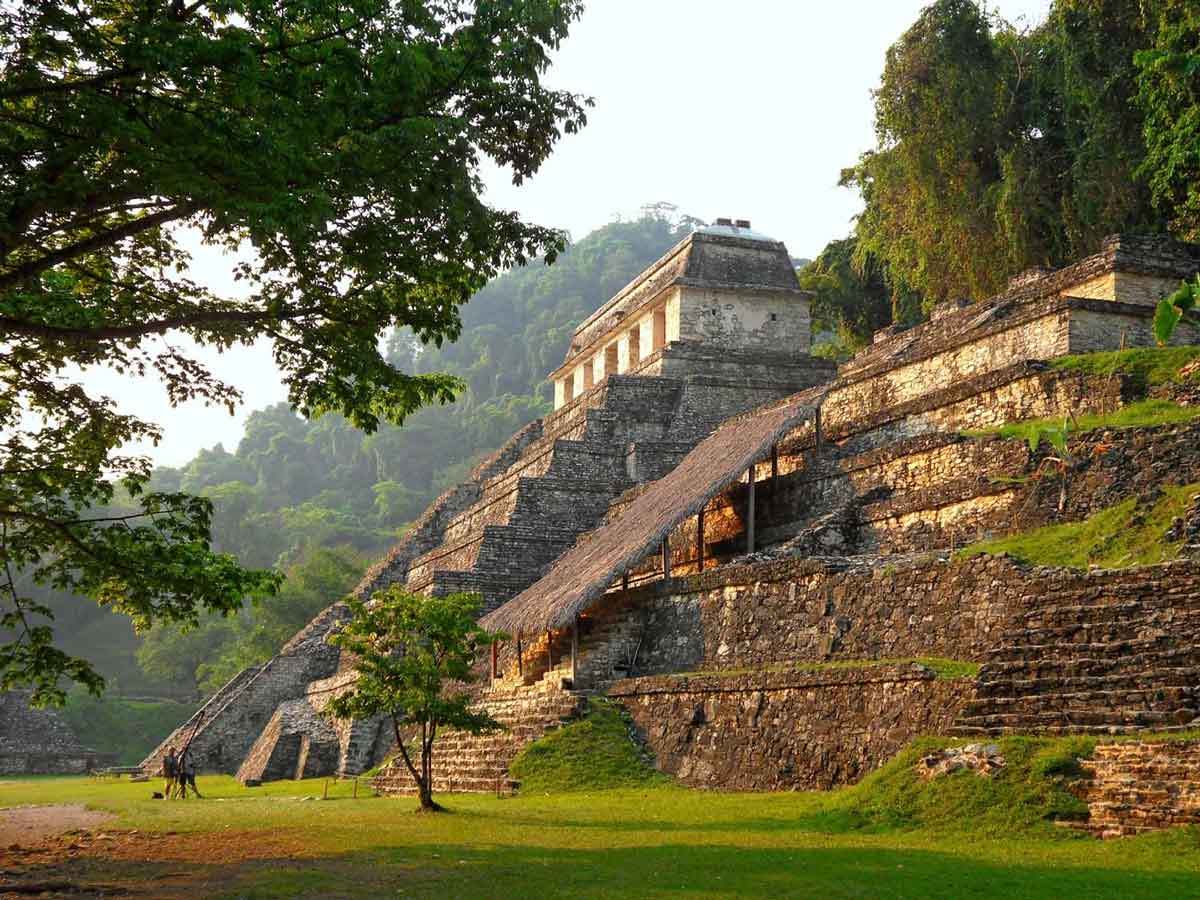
[4,735,1200,899]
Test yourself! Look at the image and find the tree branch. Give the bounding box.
[0,204,198,290]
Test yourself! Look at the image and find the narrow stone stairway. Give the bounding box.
[1069,740,1200,838]
[401,376,686,611]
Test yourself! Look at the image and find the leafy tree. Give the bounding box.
[0,0,588,701]
[798,237,920,351]
[842,0,1009,306]
[844,0,1163,306]
[326,588,503,811]
[137,545,365,697]
[1137,1,1200,240]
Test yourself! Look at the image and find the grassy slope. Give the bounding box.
[966,397,1200,441]
[808,735,1093,837]
[958,482,1200,569]
[509,700,668,793]
[1050,346,1200,388]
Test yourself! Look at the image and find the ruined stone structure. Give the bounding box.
[147,230,1200,836]
[0,691,109,775]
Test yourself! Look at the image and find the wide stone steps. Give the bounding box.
[962,684,1196,711]
[997,614,1200,644]
[1013,599,1200,627]
[372,686,586,796]
[404,524,578,593]
[983,636,1184,664]
[954,708,1189,733]
[977,652,1200,682]
[972,668,1200,698]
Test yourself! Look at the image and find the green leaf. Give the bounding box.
[1154,297,1184,346]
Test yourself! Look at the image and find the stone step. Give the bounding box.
[954,708,1188,731]
[974,668,1200,698]
[373,687,586,797]
[978,653,1200,681]
[1014,599,1200,628]
[964,684,1196,708]
[984,636,1181,664]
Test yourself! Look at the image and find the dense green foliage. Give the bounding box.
[798,237,921,351]
[1137,0,1200,242]
[60,691,195,765]
[0,0,590,703]
[508,699,667,793]
[835,0,1196,308]
[326,588,503,809]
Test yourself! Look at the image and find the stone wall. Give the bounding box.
[0,691,109,775]
[677,285,810,355]
[610,665,972,790]
[629,556,1022,678]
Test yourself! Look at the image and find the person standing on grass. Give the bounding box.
[161,747,178,799]
[181,748,202,799]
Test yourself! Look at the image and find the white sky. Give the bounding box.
[87,0,1052,468]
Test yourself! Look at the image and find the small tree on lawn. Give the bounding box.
[325,588,503,812]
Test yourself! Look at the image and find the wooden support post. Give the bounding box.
[546,630,553,671]
[623,571,630,591]
[516,633,523,677]
[696,507,705,573]
[571,617,579,684]
[661,537,671,579]
[490,641,497,683]
[814,407,822,456]
[746,465,756,555]
[770,443,780,507]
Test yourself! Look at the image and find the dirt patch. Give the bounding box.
[0,805,114,847]
[0,828,320,899]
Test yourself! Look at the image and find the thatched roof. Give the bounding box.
[480,391,821,635]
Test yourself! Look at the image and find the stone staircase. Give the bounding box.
[955,585,1200,735]
[1070,741,1200,838]
[371,680,586,796]
[401,376,686,612]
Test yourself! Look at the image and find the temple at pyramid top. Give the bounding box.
[550,218,813,409]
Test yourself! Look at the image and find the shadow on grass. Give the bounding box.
[219,840,1200,900]
[13,837,1196,900]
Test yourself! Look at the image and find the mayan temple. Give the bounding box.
[145,226,1200,834]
